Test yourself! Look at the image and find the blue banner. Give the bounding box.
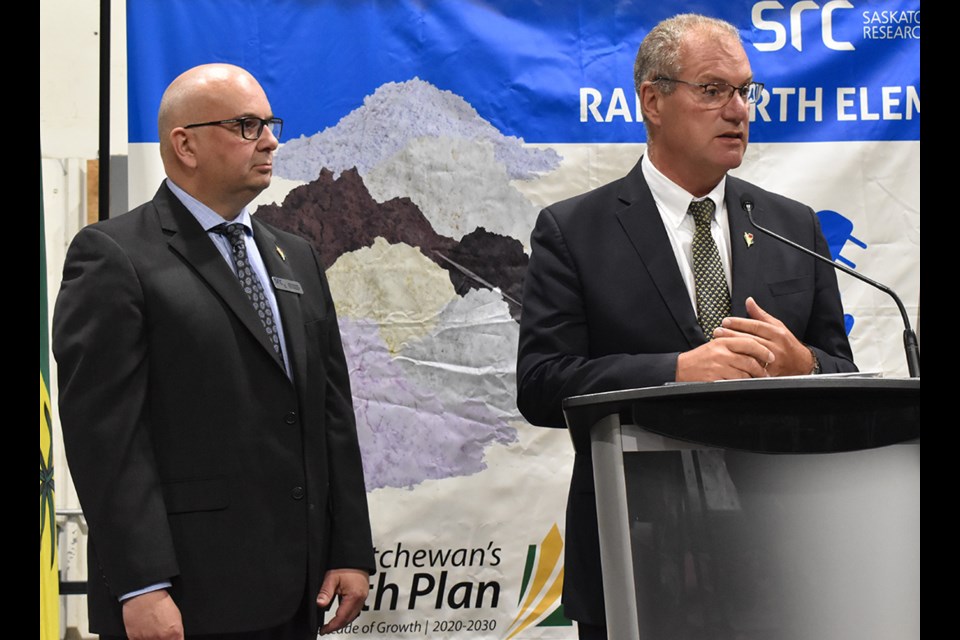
[128,0,919,144]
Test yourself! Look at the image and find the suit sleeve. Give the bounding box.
[517,208,680,430]
[52,226,180,596]
[312,247,376,574]
[804,209,857,374]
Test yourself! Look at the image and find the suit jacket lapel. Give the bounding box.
[154,185,289,370]
[614,159,704,347]
[253,218,308,387]
[725,177,762,318]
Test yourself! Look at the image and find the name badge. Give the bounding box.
[271,277,304,295]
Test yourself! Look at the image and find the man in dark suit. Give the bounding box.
[53,63,374,639]
[516,14,856,638]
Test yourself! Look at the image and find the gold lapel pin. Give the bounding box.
[744,232,754,248]
[276,245,286,261]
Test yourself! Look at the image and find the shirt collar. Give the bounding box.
[641,155,727,228]
[165,178,253,234]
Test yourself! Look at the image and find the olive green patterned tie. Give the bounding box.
[688,198,730,340]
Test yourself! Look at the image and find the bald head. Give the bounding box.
[156,63,278,219]
[158,64,265,166]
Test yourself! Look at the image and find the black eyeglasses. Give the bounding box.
[654,78,764,109]
[183,117,283,141]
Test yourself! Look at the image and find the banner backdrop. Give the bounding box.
[126,1,919,638]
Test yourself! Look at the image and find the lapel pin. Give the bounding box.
[276,245,286,261]
[744,232,754,248]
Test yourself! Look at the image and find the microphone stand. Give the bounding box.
[740,195,920,378]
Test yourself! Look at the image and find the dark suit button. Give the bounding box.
[284,412,297,425]
[291,486,305,500]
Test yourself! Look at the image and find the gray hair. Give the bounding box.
[634,14,742,128]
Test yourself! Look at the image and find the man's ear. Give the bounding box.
[169,128,198,169]
[640,81,663,128]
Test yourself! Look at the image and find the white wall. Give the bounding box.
[40,0,127,158]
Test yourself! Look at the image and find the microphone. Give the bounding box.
[740,194,920,378]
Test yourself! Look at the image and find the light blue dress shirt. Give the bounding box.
[166,179,291,377]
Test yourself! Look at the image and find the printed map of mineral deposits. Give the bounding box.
[257,79,562,490]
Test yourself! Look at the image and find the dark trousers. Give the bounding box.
[578,622,608,640]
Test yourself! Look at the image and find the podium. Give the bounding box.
[562,378,919,640]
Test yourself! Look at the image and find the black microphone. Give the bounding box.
[740,193,920,378]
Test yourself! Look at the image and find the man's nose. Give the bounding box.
[259,125,280,150]
[723,90,749,121]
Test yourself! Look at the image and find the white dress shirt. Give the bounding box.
[641,154,733,311]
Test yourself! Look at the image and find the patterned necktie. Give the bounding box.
[212,223,282,359]
[688,198,731,340]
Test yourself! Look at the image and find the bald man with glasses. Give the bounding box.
[517,14,856,639]
[54,63,374,639]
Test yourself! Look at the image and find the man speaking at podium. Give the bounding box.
[516,14,856,639]
[53,64,374,639]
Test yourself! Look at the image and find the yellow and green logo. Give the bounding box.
[503,524,572,638]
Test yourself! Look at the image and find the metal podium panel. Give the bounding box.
[596,419,919,640]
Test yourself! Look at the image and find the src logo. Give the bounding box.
[752,1,855,52]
